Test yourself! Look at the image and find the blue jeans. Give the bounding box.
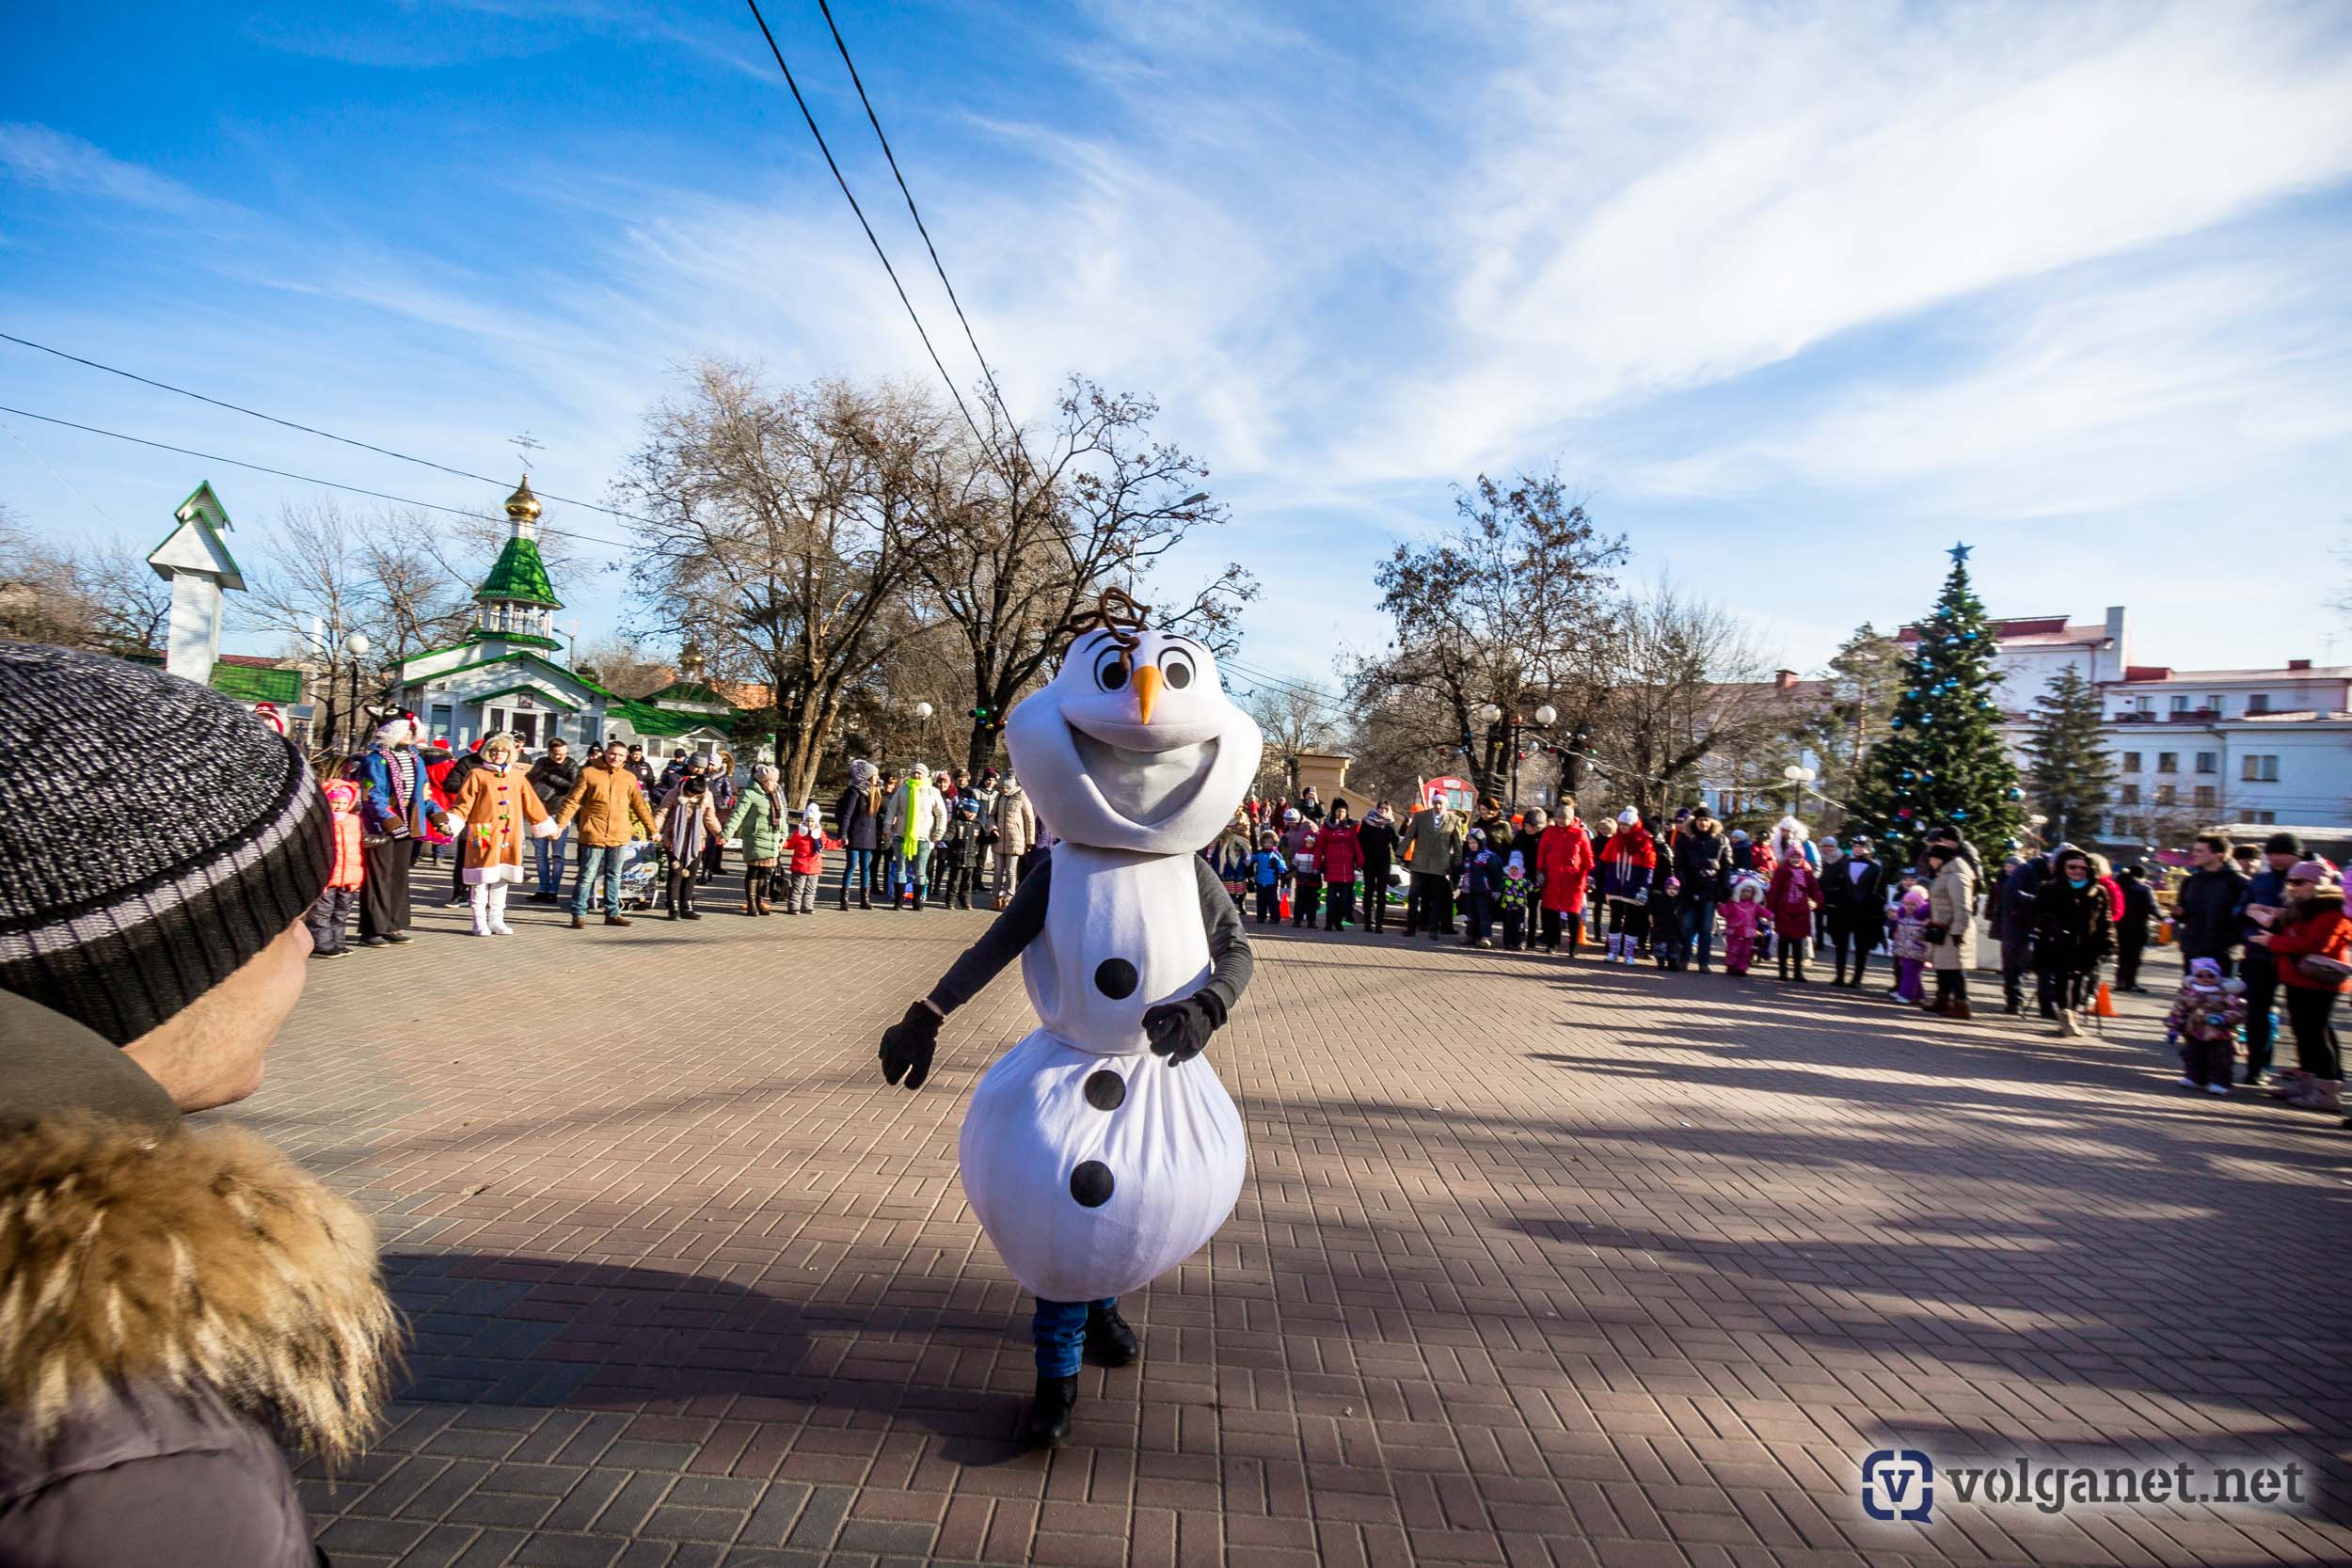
[890,842,934,904]
[840,846,871,902]
[1032,1296,1118,1378]
[1684,898,1719,969]
[533,829,570,897]
[572,844,624,917]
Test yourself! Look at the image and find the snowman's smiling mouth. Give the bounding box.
[1067,724,1220,825]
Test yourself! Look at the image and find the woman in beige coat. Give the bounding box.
[989,773,1040,909]
[1925,842,1979,1019]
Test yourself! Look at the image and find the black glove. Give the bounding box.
[880,1000,942,1089]
[1142,990,1227,1067]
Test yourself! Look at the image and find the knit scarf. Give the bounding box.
[898,777,927,860]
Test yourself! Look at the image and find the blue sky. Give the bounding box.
[7,1,2352,690]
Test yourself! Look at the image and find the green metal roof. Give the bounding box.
[470,682,581,714]
[474,535,564,609]
[611,698,728,738]
[646,680,732,706]
[208,663,302,705]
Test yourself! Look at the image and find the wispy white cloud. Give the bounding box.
[0,122,211,214]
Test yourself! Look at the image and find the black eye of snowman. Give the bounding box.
[1094,651,1129,691]
[1159,649,1195,690]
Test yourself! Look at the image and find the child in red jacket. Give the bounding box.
[785,801,827,915]
[309,775,365,957]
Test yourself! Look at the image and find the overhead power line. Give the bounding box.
[741,0,993,461]
[0,405,638,552]
[0,330,659,533]
[809,0,1038,485]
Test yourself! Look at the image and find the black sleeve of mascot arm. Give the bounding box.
[927,855,1053,1014]
[1190,855,1255,1027]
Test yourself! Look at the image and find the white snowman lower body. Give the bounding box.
[959,1028,1245,1306]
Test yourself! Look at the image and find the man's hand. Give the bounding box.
[1142,992,1225,1067]
[880,1000,942,1089]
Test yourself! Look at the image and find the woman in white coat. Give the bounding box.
[1925,841,1979,1019]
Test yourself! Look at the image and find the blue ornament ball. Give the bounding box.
[2005,786,2024,801]
[1889,718,1904,729]
[1952,809,1967,821]
[2005,836,2022,850]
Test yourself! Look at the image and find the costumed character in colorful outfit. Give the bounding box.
[355,710,450,944]
[876,592,1262,1449]
[449,732,561,937]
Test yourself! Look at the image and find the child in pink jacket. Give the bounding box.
[1721,875,1766,976]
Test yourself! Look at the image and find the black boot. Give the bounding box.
[1085,1303,1140,1368]
[1023,1374,1078,1449]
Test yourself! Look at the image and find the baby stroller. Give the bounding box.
[616,840,660,912]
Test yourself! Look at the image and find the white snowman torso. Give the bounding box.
[1024,846,1209,1054]
[946,620,1264,1305]
[960,850,1246,1302]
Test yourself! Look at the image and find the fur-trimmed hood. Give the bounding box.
[0,1118,397,1463]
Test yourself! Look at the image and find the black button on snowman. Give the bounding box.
[954,622,1263,1304]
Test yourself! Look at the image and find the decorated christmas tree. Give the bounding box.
[1846,545,2026,864]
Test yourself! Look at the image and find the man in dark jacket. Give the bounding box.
[1356,801,1402,933]
[2175,832,2249,977]
[1673,808,1732,972]
[625,742,656,793]
[2115,865,2158,992]
[0,644,398,1568]
[2233,831,2301,1079]
[1820,833,1886,988]
[1992,851,2050,1013]
[526,737,581,901]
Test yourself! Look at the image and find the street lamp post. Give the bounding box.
[1781,762,1817,819]
[342,632,371,756]
[1480,702,1558,813]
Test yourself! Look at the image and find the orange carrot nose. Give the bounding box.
[1134,662,1164,724]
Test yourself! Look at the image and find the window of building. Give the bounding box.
[2194,752,2217,774]
[2156,752,2178,772]
[2135,695,2153,713]
[2240,754,2280,783]
[2206,694,2226,713]
[2253,810,2278,825]
[2119,783,2140,805]
[2249,693,2270,714]
[2169,695,2189,714]
[2154,784,2177,806]
[2193,784,2217,808]
[2121,751,2141,772]
[428,704,453,738]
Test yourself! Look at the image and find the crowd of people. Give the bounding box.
[1213,787,2352,1123]
[310,710,2352,1127]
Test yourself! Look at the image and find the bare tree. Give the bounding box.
[905,378,1255,775]
[0,506,173,657]
[618,362,939,804]
[571,633,674,700]
[1350,470,1626,801]
[1241,678,1341,802]
[1585,580,1781,820]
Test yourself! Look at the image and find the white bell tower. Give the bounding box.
[145,482,246,687]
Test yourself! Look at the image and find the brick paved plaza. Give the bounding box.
[236,872,2352,1568]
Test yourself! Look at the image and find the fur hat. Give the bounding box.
[369,708,421,749]
[1616,807,1640,826]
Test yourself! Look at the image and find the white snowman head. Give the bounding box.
[1006,602,1263,854]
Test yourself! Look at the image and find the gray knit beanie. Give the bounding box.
[0,643,332,1044]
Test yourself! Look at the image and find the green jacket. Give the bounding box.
[723,786,785,863]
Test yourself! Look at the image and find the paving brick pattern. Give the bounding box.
[236,867,2352,1568]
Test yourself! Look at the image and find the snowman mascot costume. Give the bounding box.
[878,596,1263,1447]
